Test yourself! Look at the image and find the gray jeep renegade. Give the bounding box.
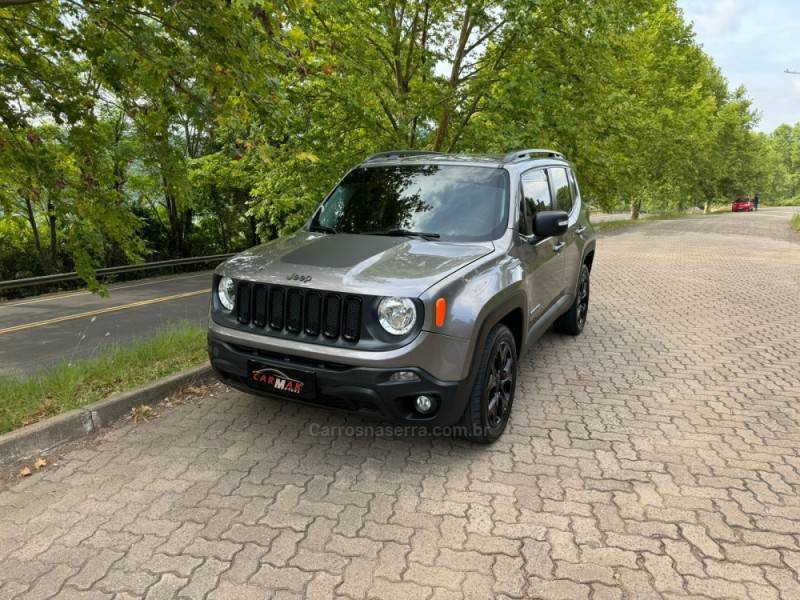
[208,149,595,442]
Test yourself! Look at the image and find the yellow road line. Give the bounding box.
[5,272,212,307]
[0,290,208,336]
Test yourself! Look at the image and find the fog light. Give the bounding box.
[415,395,435,414]
[389,370,420,383]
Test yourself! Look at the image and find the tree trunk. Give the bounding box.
[249,215,260,247]
[22,193,46,271]
[161,168,186,258]
[703,200,710,214]
[432,5,472,151]
[182,208,193,256]
[218,218,229,253]
[630,199,641,220]
[47,199,58,269]
[165,191,182,257]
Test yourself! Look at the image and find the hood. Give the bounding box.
[219,231,494,297]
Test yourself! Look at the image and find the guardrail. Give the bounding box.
[0,254,234,291]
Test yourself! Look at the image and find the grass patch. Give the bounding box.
[791,212,800,233]
[0,323,207,435]
[767,197,800,207]
[592,208,734,234]
[592,218,643,234]
[592,214,670,234]
[592,219,641,234]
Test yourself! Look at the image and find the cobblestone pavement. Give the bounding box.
[1,208,799,599]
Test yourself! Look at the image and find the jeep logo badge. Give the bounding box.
[287,273,312,283]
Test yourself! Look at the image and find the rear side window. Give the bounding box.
[567,168,580,204]
[548,168,572,213]
[520,169,551,234]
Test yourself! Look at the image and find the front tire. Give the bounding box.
[555,263,590,335]
[461,324,517,443]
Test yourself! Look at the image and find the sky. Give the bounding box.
[678,0,800,132]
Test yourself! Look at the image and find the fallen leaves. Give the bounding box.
[18,456,47,478]
[131,404,154,423]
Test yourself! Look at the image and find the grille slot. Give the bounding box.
[323,295,341,338]
[252,285,267,327]
[268,287,285,330]
[343,297,362,341]
[236,282,251,324]
[234,282,363,344]
[286,289,303,333]
[305,293,322,336]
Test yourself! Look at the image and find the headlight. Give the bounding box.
[378,297,417,336]
[217,276,235,311]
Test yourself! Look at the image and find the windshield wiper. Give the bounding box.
[365,229,440,240]
[308,224,337,234]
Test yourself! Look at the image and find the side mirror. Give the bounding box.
[533,211,569,238]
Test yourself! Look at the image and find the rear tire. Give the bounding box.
[555,263,590,335]
[461,324,517,443]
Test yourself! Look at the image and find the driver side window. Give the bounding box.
[519,169,552,234]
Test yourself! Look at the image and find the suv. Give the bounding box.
[208,149,596,442]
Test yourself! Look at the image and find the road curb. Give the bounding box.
[0,363,213,465]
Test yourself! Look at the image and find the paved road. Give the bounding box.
[1,207,799,599]
[0,272,214,377]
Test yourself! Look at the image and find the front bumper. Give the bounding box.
[208,319,473,382]
[208,332,472,426]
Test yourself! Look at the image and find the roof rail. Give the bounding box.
[365,150,447,162]
[503,148,565,163]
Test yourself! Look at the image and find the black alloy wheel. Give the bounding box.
[576,265,590,331]
[555,263,591,335]
[461,323,517,443]
[486,339,515,431]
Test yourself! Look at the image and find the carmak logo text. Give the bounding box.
[251,368,304,394]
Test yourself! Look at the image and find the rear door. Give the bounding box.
[548,167,580,289]
[516,168,565,328]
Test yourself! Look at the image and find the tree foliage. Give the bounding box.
[0,0,796,285]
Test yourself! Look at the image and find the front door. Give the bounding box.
[514,168,565,331]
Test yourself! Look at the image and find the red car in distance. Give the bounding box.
[731,196,754,212]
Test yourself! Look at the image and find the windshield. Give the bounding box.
[310,164,510,242]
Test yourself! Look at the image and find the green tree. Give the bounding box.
[0,0,793,292]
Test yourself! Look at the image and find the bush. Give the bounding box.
[0,218,41,281]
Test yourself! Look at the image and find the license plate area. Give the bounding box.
[247,361,316,400]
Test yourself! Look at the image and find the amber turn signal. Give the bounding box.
[435,298,447,328]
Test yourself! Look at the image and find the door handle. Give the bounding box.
[575,226,587,235]
[553,241,566,253]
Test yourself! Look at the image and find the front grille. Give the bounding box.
[236,282,363,343]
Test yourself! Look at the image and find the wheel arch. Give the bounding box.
[465,290,527,389]
[582,239,597,270]
[569,239,596,299]
[583,248,596,271]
